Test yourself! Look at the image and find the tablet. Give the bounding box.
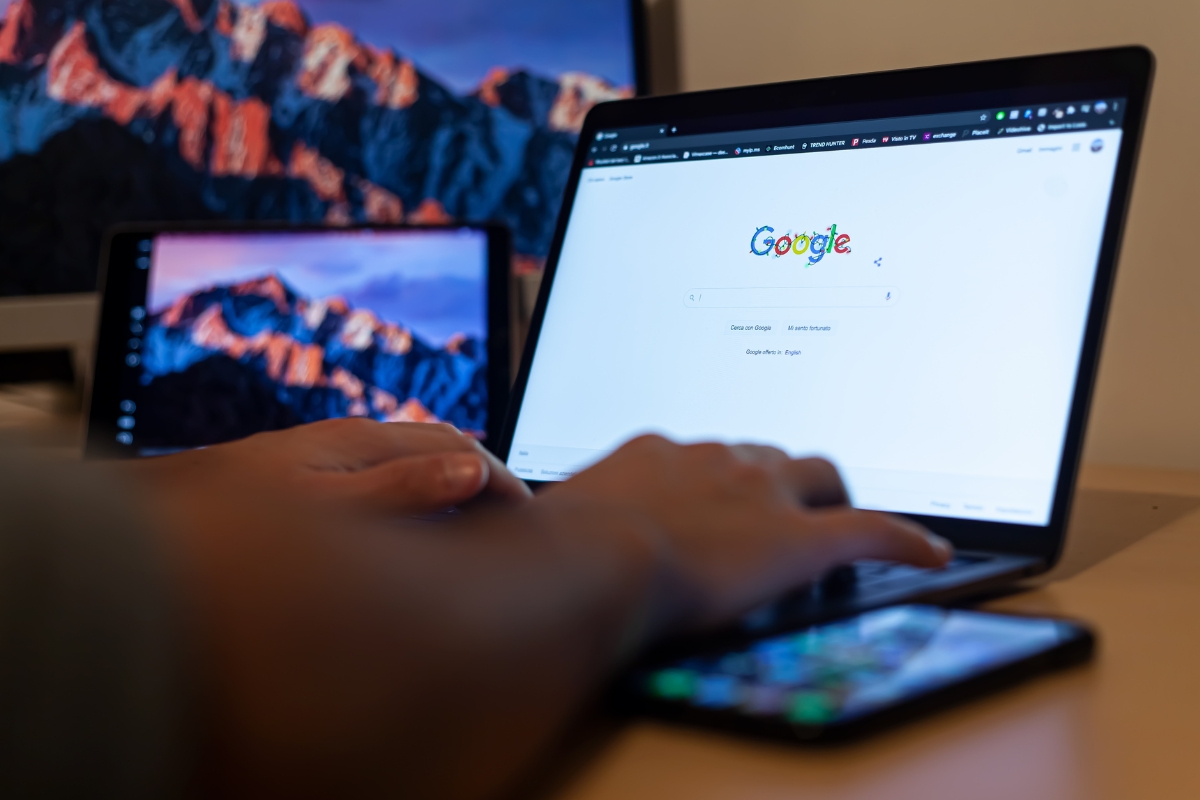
[87,223,510,457]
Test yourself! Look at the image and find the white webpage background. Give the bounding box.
[510,130,1122,525]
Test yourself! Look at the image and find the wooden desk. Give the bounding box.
[555,468,1200,800]
[0,382,85,457]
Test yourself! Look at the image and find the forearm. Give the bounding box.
[0,451,194,797]
[173,484,677,799]
[393,497,680,800]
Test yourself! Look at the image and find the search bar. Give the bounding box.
[684,287,899,308]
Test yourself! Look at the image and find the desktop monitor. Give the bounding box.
[0,0,646,376]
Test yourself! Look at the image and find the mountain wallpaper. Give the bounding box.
[138,271,487,448]
[0,0,633,296]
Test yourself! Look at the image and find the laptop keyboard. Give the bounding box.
[820,555,988,596]
[731,553,1003,636]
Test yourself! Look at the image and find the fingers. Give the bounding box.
[274,419,532,511]
[722,510,952,616]
[326,452,491,515]
[777,458,850,508]
[727,443,790,465]
[345,425,532,503]
[371,422,480,461]
[725,446,849,509]
[310,420,480,468]
[805,508,953,569]
[473,446,534,503]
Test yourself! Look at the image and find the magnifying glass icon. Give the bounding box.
[689,294,695,302]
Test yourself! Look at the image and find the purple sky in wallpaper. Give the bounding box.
[148,229,489,346]
[0,0,636,91]
[290,0,636,92]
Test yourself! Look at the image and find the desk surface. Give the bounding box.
[555,467,1200,800]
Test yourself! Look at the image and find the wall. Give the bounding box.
[657,0,1200,471]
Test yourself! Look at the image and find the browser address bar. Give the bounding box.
[683,287,899,308]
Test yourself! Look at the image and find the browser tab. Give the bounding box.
[584,97,1126,170]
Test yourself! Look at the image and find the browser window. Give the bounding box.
[508,101,1126,526]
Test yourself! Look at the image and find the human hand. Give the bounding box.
[128,418,531,516]
[109,432,943,798]
[546,435,952,630]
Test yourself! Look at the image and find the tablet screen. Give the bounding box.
[109,227,490,455]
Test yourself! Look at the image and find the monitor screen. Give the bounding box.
[0,0,639,297]
[117,227,489,454]
[508,99,1128,526]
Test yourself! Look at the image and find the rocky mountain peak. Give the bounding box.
[0,0,635,296]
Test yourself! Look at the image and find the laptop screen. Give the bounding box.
[508,99,1128,526]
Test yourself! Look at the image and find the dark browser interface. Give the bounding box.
[587,99,1126,168]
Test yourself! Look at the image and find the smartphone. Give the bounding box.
[619,605,1094,742]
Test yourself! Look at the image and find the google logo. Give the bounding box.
[751,225,851,265]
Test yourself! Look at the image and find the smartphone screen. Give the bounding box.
[628,605,1092,739]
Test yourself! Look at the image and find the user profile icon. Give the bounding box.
[1094,101,1109,115]
[1090,139,1104,153]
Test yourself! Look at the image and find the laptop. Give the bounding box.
[498,47,1154,638]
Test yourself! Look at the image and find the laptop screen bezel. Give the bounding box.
[499,47,1154,569]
